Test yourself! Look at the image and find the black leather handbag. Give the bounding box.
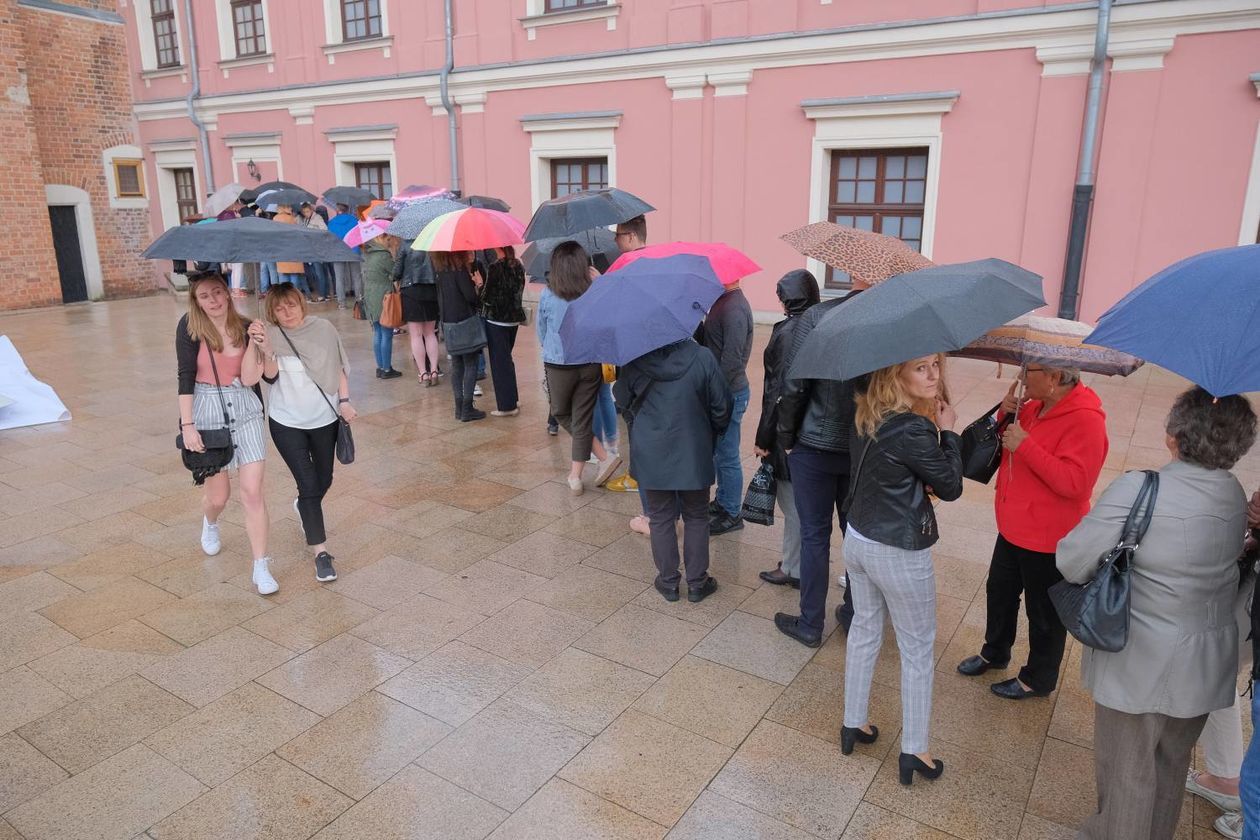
[176,348,235,485]
[276,326,355,465]
[959,402,1009,484]
[1049,470,1159,653]
[443,314,488,355]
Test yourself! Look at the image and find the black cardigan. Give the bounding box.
[435,268,479,324]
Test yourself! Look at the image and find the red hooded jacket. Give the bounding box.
[995,383,1108,553]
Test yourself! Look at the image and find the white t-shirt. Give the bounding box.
[268,355,338,429]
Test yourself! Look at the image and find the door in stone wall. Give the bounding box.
[48,206,87,303]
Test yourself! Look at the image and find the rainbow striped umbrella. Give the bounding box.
[411,208,526,252]
[951,314,1143,376]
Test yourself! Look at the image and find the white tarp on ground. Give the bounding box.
[0,335,70,431]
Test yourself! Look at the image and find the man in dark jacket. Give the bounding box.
[700,283,754,535]
[615,339,732,603]
[773,282,867,647]
[753,270,820,587]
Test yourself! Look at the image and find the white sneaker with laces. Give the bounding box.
[252,557,279,595]
[473,384,483,397]
[200,517,221,556]
[1214,812,1242,840]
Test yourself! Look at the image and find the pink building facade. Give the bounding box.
[125,0,1260,320]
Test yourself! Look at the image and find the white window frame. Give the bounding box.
[321,0,391,63]
[802,91,957,290]
[520,111,620,213]
[102,144,149,210]
[325,125,398,195]
[149,140,203,230]
[45,184,105,301]
[134,0,184,73]
[1240,74,1260,246]
[520,0,619,41]
[213,0,274,73]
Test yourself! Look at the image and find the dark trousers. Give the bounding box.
[644,489,710,588]
[450,351,479,405]
[269,418,338,546]
[980,534,1068,693]
[485,322,519,412]
[789,444,855,636]
[545,362,602,462]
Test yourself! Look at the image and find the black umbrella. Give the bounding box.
[459,195,511,212]
[522,188,654,242]
[141,217,360,263]
[239,180,309,204]
[322,185,376,207]
[788,258,1045,381]
[521,229,620,279]
[256,187,318,209]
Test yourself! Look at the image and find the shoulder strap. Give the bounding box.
[1121,469,1160,548]
[842,435,875,512]
[276,325,341,420]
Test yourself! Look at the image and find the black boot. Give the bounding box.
[462,400,486,422]
[454,398,465,421]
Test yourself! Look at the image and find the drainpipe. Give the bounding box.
[439,0,461,194]
[1057,0,1112,319]
[182,0,215,193]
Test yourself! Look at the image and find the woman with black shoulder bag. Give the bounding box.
[433,250,488,421]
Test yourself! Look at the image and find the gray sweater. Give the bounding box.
[701,288,753,392]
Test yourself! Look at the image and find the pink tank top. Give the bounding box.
[196,342,245,385]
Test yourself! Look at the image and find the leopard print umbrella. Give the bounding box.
[781,221,932,286]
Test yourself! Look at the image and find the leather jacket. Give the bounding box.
[755,270,819,477]
[844,412,964,551]
[776,292,860,453]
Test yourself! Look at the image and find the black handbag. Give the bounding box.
[959,402,1009,484]
[175,348,235,485]
[275,326,355,465]
[1049,470,1159,653]
[741,462,777,526]
[443,314,488,355]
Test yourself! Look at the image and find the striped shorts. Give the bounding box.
[192,380,266,470]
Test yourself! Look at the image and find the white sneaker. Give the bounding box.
[567,476,584,496]
[200,517,221,556]
[1214,812,1242,840]
[252,557,279,595]
[473,384,483,397]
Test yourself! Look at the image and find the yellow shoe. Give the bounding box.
[605,473,638,493]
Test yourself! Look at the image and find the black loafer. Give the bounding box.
[774,612,821,648]
[654,578,679,602]
[957,655,1008,677]
[990,678,1051,700]
[759,568,800,587]
[688,576,718,603]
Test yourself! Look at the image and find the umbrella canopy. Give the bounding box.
[1084,244,1260,397]
[781,222,933,287]
[365,200,395,220]
[256,187,316,209]
[607,241,760,287]
[386,198,466,239]
[141,216,359,263]
[386,184,453,210]
[789,258,1045,381]
[523,188,655,241]
[411,208,526,252]
[240,181,309,204]
[202,183,245,218]
[558,254,725,365]
[459,195,511,212]
[342,219,391,249]
[952,314,1143,376]
[322,185,376,207]
[521,229,620,279]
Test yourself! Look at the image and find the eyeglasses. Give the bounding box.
[1024,366,1046,374]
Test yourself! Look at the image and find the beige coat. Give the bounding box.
[1057,460,1245,718]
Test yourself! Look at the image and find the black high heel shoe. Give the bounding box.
[840,725,879,755]
[898,752,945,785]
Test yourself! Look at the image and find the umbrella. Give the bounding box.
[558,254,725,365]
[256,187,316,208]
[607,241,760,287]
[952,314,1143,376]
[521,229,620,279]
[322,185,376,207]
[459,195,511,212]
[141,217,359,263]
[411,208,526,252]
[789,258,1045,381]
[781,222,933,287]
[523,188,655,241]
[202,183,245,218]
[1084,244,1260,397]
[240,180,309,204]
[386,198,466,239]
[342,219,391,249]
[386,184,454,211]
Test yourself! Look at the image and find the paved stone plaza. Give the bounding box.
[0,296,1253,840]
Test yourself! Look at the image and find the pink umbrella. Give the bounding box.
[607,241,760,286]
[342,219,390,248]
[411,208,526,251]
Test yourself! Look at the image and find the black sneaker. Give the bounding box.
[709,511,744,536]
[380,368,403,380]
[707,500,723,517]
[688,576,718,603]
[547,422,559,436]
[654,577,679,602]
[314,552,337,582]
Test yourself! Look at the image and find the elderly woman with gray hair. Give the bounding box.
[957,364,1108,699]
[1058,386,1256,840]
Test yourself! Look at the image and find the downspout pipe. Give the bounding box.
[439,0,461,195]
[181,0,215,194]
[1057,0,1112,319]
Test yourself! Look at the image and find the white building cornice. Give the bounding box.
[519,110,622,133]
[801,90,960,121]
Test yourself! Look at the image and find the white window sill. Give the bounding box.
[321,35,392,64]
[520,3,619,41]
[140,65,187,87]
[108,196,149,210]
[218,52,274,77]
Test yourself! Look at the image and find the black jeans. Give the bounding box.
[484,322,519,412]
[449,351,479,405]
[980,534,1068,693]
[788,444,855,636]
[269,418,338,546]
[644,489,710,588]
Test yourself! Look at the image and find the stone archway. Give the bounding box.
[44,185,104,301]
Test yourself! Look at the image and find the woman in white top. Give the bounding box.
[247,282,355,582]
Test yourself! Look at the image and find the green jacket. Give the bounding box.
[361,240,395,323]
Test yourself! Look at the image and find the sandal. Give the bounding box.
[419,372,430,384]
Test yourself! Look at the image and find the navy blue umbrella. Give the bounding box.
[1085,244,1260,397]
[558,254,723,365]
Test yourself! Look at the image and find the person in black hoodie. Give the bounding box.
[615,339,732,603]
[753,270,820,587]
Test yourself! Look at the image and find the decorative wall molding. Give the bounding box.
[1108,35,1176,72]
[520,110,623,133]
[665,73,706,100]
[521,2,620,42]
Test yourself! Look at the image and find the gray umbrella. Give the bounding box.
[459,195,511,212]
[521,229,620,279]
[788,258,1045,381]
[386,198,466,239]
[523,188,654,242]
[141,217,360,263]
[256,187,317,208]
[322,185,376,207]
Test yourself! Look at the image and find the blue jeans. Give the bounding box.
[1244,689,1260,839]
[712,386,750,517]
[371,321,393,370]
[282,273,309,296]
[593,383,618,449]
[259,262,279,293]
[305,263,331,298]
